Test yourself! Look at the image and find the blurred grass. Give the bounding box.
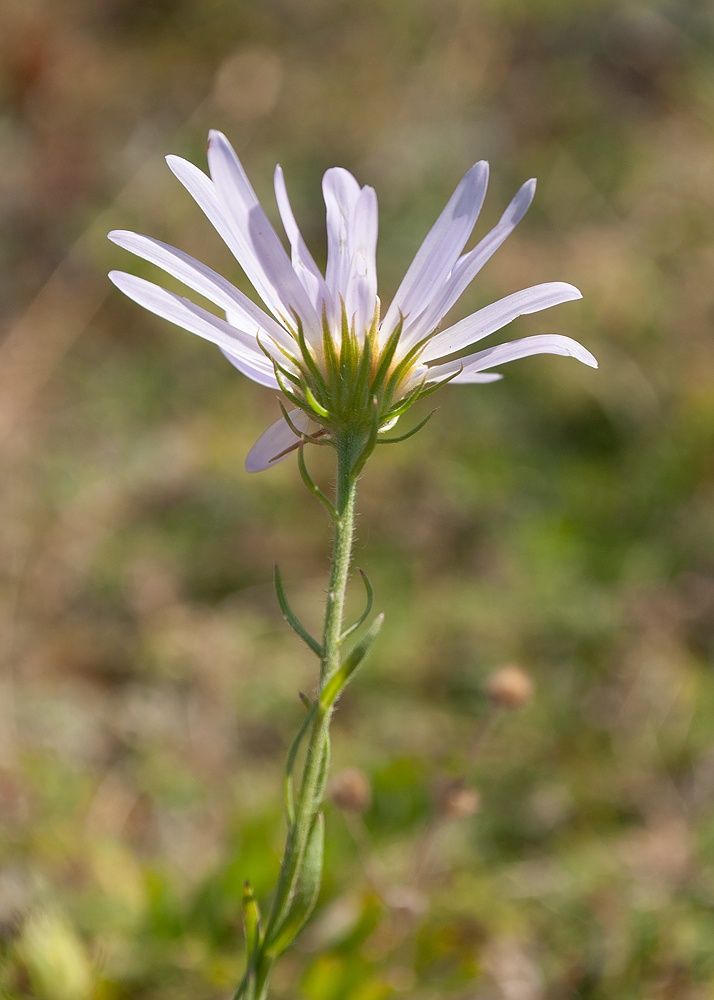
[2,0,714,997]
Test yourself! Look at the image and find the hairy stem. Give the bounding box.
[321,432,360,684]
[245,432,362,1000]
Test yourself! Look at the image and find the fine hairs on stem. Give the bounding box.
[235,431,383,1000]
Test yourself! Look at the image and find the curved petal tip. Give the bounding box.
[244,409,313,473]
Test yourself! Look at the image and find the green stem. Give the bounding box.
[321,433,360,684]
[246,432,362,1000]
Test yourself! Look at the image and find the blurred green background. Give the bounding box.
[2,0,714,997]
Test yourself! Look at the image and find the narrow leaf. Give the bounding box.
[265,813,325,957]
[313,732,331,809]
[274,565,324,657]
[320,613,385,709]
[339,569,374,643]
[298,446,339,522]
[242,881,261,959]
[283,701,318,825]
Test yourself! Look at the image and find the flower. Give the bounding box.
[109,130,596,472]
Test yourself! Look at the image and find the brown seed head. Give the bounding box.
[434,778,480,819]
[384,885,428,922]
[330,768,371,812]
[485,664,535,709]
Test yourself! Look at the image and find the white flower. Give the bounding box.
[109,130,596,472]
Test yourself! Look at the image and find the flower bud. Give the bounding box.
[485,664,535,709]
[329,768,371,812]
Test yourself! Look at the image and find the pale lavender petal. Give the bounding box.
[108,271,279,380]
[108,230,294,352]
[426,334,598,383]
[206,131,320,337]
[420,282,583,363]
[168,137,317,338]
[245,409,314,473]
[345,184,378,337]
[399,178,537,351]
[166,152,290,323]
[273,165,332,316]
[219,347,280,388]
[381,160,489,338]
[432,371,503,383]
[323,167,361,324]
[221,305,282,388]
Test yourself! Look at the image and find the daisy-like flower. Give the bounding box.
[109,130,596,473]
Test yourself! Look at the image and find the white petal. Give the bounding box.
[420,282,583,362]
[323,167,362,325]
[399,178,536,351]
[434,371,503,383]
[221,309,282,388]
[109,271,278,379]
[167,138,317,339]
[206,131,320,337]
[219,347,280,388]
[427,334,598,383]
[273,165,332,315]
[381,161,489,338]
[245,409,314,472]
[108,229,294,352]
[166,152,286,313]
[345,184,378,338]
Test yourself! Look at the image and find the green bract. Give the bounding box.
[267,305,451,473]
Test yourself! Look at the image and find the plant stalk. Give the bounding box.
[244,431,362,1000]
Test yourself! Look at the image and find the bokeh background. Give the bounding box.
[2,0,714,997]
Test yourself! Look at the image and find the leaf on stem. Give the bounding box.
[313,732,331,809]
[274,565,324,658]
[242,881,261,959]
[320,613,385,710]
[265,813,325,958]
[234,882,264,999]
[284,701,318,825]
[339,569,374,643]
[298,445,339,522]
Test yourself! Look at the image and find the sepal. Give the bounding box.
[377,408,438,445]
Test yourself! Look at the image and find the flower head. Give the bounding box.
[109,130,596,472]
